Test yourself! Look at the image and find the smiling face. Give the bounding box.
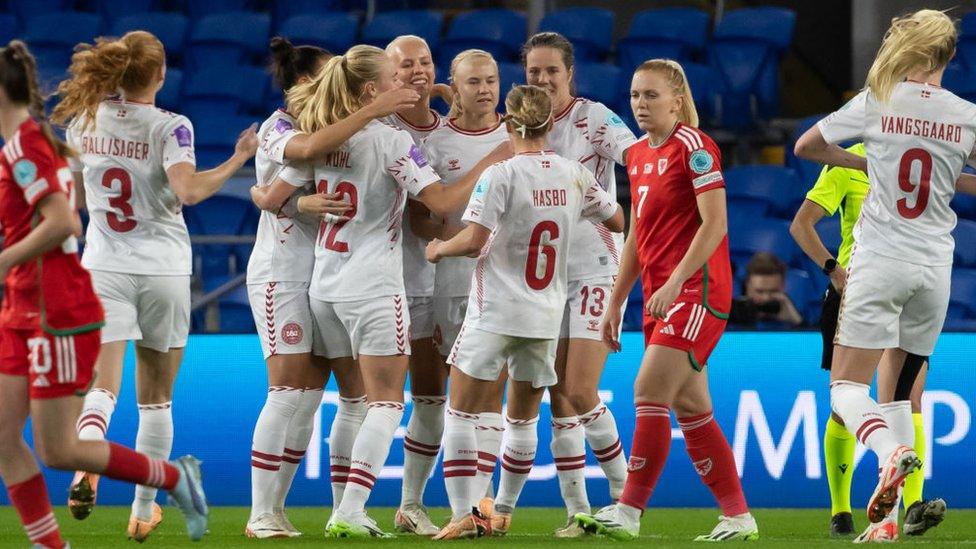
[630,68,682,135]
[387,37,435,100]
[452,55,499,117]
[524,46,573,110]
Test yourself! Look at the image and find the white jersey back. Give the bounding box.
[547,98,636,280]
[247,110,318,284]
[67,100,195,276]
[384,109,444,297]
[289,120,439,302]
[461,152,618,339]
[819,82,976,266]
[422,116,508,297]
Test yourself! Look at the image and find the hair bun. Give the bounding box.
[269,37,295,62]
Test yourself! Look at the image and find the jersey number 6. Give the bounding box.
[102,167,137,232]
[317,179,358,252]
[525,220,559,290]
[897,148,931,219]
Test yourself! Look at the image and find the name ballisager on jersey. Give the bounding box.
[80,135,150,160]
[533,188,568,207]
[880,115,962,143]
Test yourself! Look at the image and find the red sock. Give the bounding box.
[678,411,749,516]
[103,442,180,491]
[619,402,671,510]
[8,473,64,549]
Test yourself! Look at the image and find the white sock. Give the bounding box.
[495,415,539,512]
[132,402,174,521]
[275,388,322,513]
[830,381,900,460]
[474,411,504,499]
[880,400,914,524]
[249,387,301,521]
[551,416,589,517]
[329,395,367,507]
[335,401,404,518]
[76,388,116,440]
[401,395,446,509]
[579,403,627,500]
[618,503,642,531]
[443,408,479,520]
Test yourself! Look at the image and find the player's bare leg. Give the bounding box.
[69,340,126,520]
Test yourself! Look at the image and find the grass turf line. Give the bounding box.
[0,507,974,548]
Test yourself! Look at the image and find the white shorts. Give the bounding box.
[310,294,411,359]
[90,270,190,352]
[433,295,467,356]
[408,296,434,340]
[559,276,623,340]
[448,325,558,388]
[247,282,313,359]
[836,248,950,356]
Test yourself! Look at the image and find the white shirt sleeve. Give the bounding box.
[462,165,505,231]
[578,166,618,223]
[161,116,196,170]
[386,131,440,196]
[818,91,868,145]
[279,161,313,187]
[262,116,299,164]
[65,123,83,172]
[591,102,638,165]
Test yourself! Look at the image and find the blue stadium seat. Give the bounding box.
[574,63,622,110]
[182,0,252,19]
[439,9,527,65]
[184,195,258,279]
[618,8,710,71]
[724,166,803,218]
[272,0,340,23]
[682,62,718,123]
[183,66,267,117]
[361,10,443,52]
[10,0,71,22]
[497,61,524,100]
[814,216,842,257]
[957,13,976,71]
[728,219,800,272]
[191,114,257,169]
[538,8,614,63]
[187,12,270,69]
[93,0,156,20]
[23,12,104,72]
[157,68,182,111]
[785,114,828,188]
[216,284,256,333]
[786,268,819,324]
[951,189,976,221]
[0,14,18,46]
[111,13,188,66]
[947,269,976,330]
[727,198,770,235]
[622,280,644,332]
[953,219,976,268]
[277,13,359,55]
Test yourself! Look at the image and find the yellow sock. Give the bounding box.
[824,416,856,515]
[903,412,925,509]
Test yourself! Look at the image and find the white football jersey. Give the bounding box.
[384,109,444,297]
[287,120,440,302]
[547,98,637,280]
[246,110,318,284]
[67,100,195,276]
[461,152,618,339]
[422,115,508,297]
[818,82,976,266]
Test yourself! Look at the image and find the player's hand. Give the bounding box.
[366,87,421,118]
[646,280,680,319]
[829,265,848,292]
[297,193,352,220]
[431,83,453,104]
[425,239,443,263]
[235,123,259,159]
[601,306,622,353]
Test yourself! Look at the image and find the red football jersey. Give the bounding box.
[625,122,732,316]
[0,118,103,333]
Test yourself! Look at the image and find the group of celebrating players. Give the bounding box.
[0,6,968,547]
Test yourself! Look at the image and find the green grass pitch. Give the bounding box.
[1,507,975,548]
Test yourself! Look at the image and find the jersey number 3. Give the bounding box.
[525,221,559,290]
[897,148,931,219]
[102,168,136,232]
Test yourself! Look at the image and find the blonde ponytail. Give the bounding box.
[447,49,497,118]
[635,59,699,128]
[866,10,956,104]
[288,44,387,132]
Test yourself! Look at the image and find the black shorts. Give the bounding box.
[818,284,841,370]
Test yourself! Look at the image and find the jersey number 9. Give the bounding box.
[897,148,931,220]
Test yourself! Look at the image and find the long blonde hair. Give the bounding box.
[52,31,165,131]
[634,59,699,128]
[866,9,956,103]
[287,44,387,132]
[447,49,498,118]
[503,85,552,139]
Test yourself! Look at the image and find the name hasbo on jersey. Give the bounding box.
[67,100,196,276]
[818,81,976,266]
[0,118,103,333]
[462,152,618,339]
[626,123,732,316]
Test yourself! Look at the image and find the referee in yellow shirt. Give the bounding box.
[790,143,943,538]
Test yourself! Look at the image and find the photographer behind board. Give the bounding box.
[729,252,805,328]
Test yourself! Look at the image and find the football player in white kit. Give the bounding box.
[282,44,496,538]
[426,84,624,539]
[795,9,974,543]
[51,31,258,541]
[244,37,420,539]
[522,32,636,534]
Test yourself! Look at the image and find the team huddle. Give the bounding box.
[0,6,968,548]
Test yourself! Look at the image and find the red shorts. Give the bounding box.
[643,301,726,371]
[0,327,100,399]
